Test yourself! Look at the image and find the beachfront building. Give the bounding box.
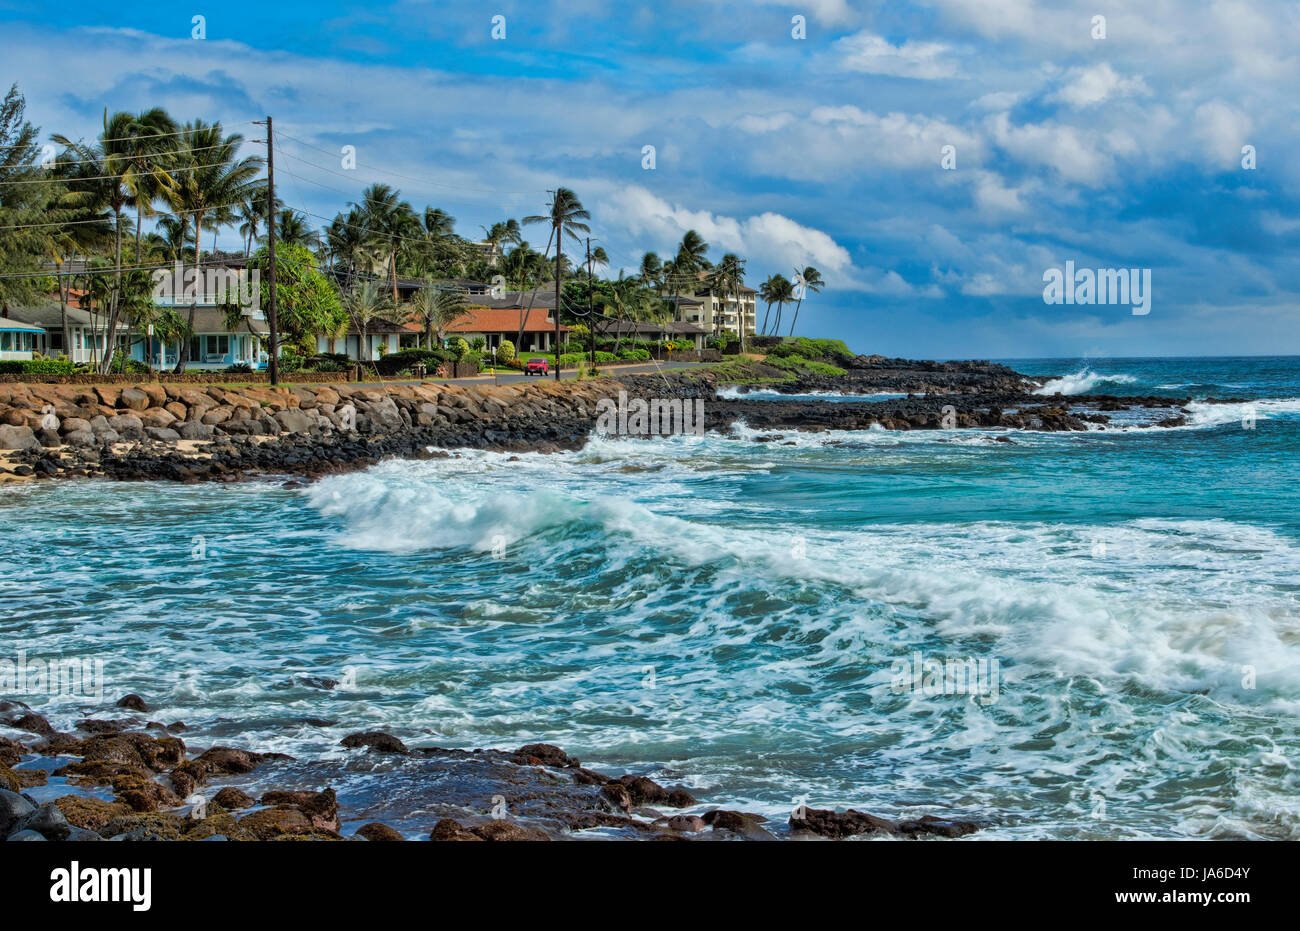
[597,319,708,351]
[0,314,43,361]
[316,318,421,360]
[4,277,269,370]
[675,274,758,338]
[445,305,569,353]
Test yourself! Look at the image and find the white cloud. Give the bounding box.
[834,31,960,80]
[1051,63,1150,108]
[598,186,856,285]
[1194,100,1253,170]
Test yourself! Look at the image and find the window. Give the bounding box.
[207,335,230,356]
[1,332,11,351]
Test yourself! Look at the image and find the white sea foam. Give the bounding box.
[1034,368,1138,395]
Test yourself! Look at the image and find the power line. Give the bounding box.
[0,157,263,187]
[0,121,260,150]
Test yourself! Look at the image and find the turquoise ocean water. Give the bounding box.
[2,356,1297,838]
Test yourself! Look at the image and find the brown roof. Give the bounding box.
[449,306,568,334]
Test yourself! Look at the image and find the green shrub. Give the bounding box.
[557,352,583,367]
[0,358,77,374]
[372,348,448,376]
[470,336,486,352]
[496,339,515,363]
[593,351,617,363]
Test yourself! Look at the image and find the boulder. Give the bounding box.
[58,416,92,435]
[273,408,317,434]
[144,427,181,442]
[119,387,150,411]
[108,414,144,439]
[339,731,408,754]
[0,425,39,451]
[178,422,214,441]
[0,788,35,836]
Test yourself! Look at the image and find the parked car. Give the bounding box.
[524,357,549,376]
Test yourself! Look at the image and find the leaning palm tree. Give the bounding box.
[758,274,780,336]
[407,277,469,348]
[107,108,179,262]
[342,280,393,362]
[354,184,418,304]
[161,120,263,371]
[52,112,146,371]
[524,188,590,377]
[787,266,823,336]
[769,274,796,337]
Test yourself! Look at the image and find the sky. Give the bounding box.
[2,0,1298,359]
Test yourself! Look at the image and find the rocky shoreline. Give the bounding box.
[0,357,1222,483]
[2,698,980,842]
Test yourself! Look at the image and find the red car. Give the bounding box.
[524,357,549,376]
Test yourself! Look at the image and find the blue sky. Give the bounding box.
[3,0,1298,358]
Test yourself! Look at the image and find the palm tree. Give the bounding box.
[325,207,370,290]
[524,188,590,378]
[407,278,469,349]
[237,185,275,255]
[276,209,320,249]
[667,230,710,322]
[342,280,393,362]
[758,274,780,336]
[52,113,142,372]
[769,274,796,336]
[480,218,521,265]
[162,120,263,371]
[787,266,823,336]
[107,108,179,262]
[354,184,418,304]
[708,253,747,350]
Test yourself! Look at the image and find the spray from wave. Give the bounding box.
[1034,368,1138,396]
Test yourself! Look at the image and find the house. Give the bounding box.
[3,297,130,365]
[5,271,269,369]
[0,313,44,361]
[596,319,708,351]
[445,304,568,352]
[316,318,421,361]
[671,273,758,337]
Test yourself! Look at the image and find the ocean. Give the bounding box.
[3,356,1297,839]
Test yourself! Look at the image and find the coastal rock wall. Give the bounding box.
[0,380,615,451]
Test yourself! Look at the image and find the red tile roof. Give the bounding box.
[448,306,568,333]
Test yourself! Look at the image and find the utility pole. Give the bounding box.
[263,116,281,385]
[586,237,595,373]
[552,193,561,382]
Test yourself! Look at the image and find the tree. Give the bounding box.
[0,84,55,312]
[666,230,710,322]
[342,280,392,362]
[111,108,179,262]
[276,209,320,249]
[787,266,823,336]
[248,243,344,355]
[769,274,796,336]
[354,183,418,303]
[708,253,747,350]
[406,277,468,348]
[162,120,263,370]
[525,187,589,378]
[758,274,780,336]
